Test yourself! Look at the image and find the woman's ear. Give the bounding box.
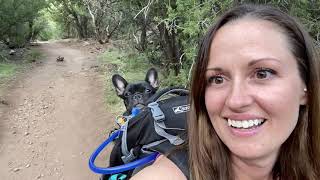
[300,87,308,105]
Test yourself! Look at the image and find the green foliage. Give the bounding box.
[0,63,16,82]
[165,0,229,71]
[99,47,151,77]
[161,68,188,87]
[24,49,43,63]
[89,0,320,94]
[121,0,319,88]
[288,0,320,44]
[0,0,48,47]
[50,0,94,39]
[0,51,9,62]
[98,48,126,70]
[1,0,319,91]
[32,10,61,41]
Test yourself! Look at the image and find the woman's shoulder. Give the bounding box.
[130,155,187,180]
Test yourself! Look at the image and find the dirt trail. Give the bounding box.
[0,41,115,180]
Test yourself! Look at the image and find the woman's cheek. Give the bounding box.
[205,88,227,115]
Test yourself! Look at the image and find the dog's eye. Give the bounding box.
[124,92,131,97]
[145,89,151,93]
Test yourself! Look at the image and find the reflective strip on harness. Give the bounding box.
[148,102,184,146]
[121,120,130,156]
[141,139,167,154]
[120,120,137,163]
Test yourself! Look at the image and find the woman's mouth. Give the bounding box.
[227,118,266,129]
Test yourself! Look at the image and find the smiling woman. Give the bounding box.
[131,4,320,180]
[189,4,320,180]
[205,17,308,177]
[207,16,306,148]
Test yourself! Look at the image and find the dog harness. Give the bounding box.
[89,87,190,179]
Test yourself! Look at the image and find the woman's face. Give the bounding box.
[205,18,307,161]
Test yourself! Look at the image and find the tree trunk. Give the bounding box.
[157,22,182,76]
[82,16,89,38]
[26,20,34,42]
[62,0,86,39]
[139,17,147,51]
[168,28,181,76]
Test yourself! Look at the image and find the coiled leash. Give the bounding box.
[88,107,159,175]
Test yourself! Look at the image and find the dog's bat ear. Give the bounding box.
[145,68,159,89]
[112,74,128,96]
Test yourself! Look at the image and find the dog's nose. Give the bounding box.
[133,94,142,100]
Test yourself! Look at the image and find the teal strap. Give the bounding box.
[109,173,127,180]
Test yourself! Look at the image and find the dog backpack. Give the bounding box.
[89,87,190,179]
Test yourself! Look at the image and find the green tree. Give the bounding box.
[84,0,123,44]
[0,0,47,48]
[51,0,92,38]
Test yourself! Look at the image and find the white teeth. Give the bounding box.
[249,120,254,127]
[243,121,249,128]
[227,119,265,129]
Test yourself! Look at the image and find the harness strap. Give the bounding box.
[154,121,184,145]
[121,120,137,163]
[121,121,130,156]
[148,102,184,145]
[141,139,167,154]
[148,102,165,120]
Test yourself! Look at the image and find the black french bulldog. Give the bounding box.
[112,68,159,115]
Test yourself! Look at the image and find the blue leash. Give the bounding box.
[89,108,159,174]
[88,130,158,174]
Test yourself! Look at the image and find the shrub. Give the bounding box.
[0,63,16,84]
[25,49,43,63]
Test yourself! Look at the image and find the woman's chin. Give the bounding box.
[228,145,279,163]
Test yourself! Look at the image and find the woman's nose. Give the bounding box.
[225,82,254,112]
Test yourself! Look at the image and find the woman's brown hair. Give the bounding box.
[188,4,320,180]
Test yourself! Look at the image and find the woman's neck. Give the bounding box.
[231,153,278,180]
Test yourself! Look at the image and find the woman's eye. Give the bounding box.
[208,76,224,85]
[255,68,276,79]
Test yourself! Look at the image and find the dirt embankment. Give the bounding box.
[0,41,116,180]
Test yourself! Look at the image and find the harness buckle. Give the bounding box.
[148,102,165,122]
[121,148,136,163]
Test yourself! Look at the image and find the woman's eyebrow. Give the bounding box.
[206,58,281,72]
[206,67,224,72]
[248,58,281,67]
[205,67,230,76]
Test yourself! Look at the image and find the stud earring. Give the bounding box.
[304,88,307,92]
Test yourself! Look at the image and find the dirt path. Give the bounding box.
[0,41,115,180]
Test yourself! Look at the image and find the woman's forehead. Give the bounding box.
[207,18,294,67]
[212,18,287,49]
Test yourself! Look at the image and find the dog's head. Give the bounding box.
[112,68,159,114]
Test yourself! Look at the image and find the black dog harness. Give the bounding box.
[100,88,190,179]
